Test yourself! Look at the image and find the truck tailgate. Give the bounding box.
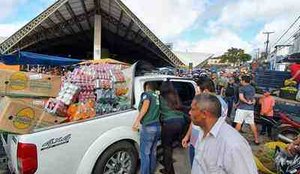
[1,134,18,173]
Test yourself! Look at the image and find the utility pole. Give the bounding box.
[263,31,274,59]
[255,48,260,59]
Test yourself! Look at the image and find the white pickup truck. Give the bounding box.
[1,72,196,174]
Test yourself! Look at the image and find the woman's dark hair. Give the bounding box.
[196,77,216,93]
[160,81,182,110]
[144,81,157,91]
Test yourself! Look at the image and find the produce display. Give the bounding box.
[45,63,131,122]
[280,79,298,100]
[255,145,276,172]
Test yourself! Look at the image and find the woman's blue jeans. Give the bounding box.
[140,124,161,174]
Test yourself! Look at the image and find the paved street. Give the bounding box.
[155,147,191,174]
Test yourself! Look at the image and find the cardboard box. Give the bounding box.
[35,112,67,129]
[0,69,61,97]
[16,98,49,109]
[0,97,66,134]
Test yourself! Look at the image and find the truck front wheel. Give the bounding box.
[92,141,138,174]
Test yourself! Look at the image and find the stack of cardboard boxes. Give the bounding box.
[0,69,66,134]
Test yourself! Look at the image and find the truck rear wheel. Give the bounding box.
[92,141,138,174]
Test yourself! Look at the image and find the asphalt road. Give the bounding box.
[155,147,191,174]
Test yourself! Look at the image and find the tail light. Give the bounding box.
[17,143,38,174]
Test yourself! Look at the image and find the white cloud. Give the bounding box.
[211,0,300,30]
[0,0,27,21]
[174,29,253,56]
[122,0,205,40]
[0,23,25,37]
[253,16,300,52]
[207,0,300,53]
[0,37,7,43]
[0,0,57,38]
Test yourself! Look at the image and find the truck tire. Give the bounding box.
[92,141,138,174]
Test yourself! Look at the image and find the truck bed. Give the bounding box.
[2,108,139,174]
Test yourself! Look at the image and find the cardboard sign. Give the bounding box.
[0,69,61,97]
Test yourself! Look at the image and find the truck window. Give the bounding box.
[171,82,195,106]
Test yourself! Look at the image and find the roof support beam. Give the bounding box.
[80,0,92,29]
[65,2,84,33]
[100,12,171,64]
[124,20,133,38]
[116,10,124,35]
[114,0,183,66]
[133,29,141,41]
[0,0,68,54]
[94,14,102,60]
[44,19,63,37]
[55,10,75,34]
[103,28,168,65]
[108,0,112,30]
[8,10,96,53]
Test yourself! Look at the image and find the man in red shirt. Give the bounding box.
[290,63,300,83]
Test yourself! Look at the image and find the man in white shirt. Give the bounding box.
[190,93,257,174]
[182,77,227,166]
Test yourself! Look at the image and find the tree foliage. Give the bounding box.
[219,48,251,64]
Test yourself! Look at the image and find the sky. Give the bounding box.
[0,0,299,57]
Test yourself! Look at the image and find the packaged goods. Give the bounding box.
[67,100,96,121]
[45,62,132,122]
[56,83,80,105]
[44,98,68,117]
[0,69,61,97]
[0,97,64,134]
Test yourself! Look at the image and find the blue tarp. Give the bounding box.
[0,51,83,66]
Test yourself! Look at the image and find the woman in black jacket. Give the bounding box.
[159,81,186,174]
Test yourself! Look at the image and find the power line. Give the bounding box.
[282,26,300,45]
[271,15,300,47]
[274,31,298,53]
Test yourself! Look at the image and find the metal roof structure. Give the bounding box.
[174,51,214,67]
[0,0,184,66]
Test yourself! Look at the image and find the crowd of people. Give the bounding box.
[132,68,299,174]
